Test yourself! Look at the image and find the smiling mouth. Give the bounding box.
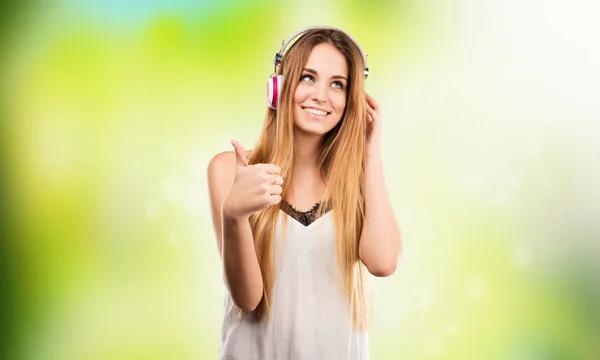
[301,107,331,117]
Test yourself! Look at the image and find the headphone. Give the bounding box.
[266,26,369,110]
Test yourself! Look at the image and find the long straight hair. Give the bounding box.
[245,28,370,330]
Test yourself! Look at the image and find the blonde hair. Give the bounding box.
[246,28,370,330]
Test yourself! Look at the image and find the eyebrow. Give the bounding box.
[303,68,348,81]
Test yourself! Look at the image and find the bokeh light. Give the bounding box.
[1,1,599,359]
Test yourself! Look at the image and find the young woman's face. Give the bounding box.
[292,42,348,136]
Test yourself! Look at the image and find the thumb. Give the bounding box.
[231,139,249,169]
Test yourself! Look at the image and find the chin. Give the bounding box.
[293,106,339,135]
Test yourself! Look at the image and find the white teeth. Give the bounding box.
[303,107,328,116]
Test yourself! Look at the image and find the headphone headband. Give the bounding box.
[273,26,369,78]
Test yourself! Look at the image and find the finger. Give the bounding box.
[365,106,378,122]
[269,184,283,195]
[256,163,281,174]
[268,194,282,205]
[231,139,248,168]
[272,175,284,186]
[365,93,380,111]
[365,99,376,115]
[366,99,380,117]
[263,174,283,186]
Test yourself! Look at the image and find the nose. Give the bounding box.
[310,83,328,103]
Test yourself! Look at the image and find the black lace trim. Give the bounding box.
[280,200,332,227]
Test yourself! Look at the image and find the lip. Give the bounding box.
[301,106,331,115]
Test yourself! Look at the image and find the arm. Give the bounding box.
[358,154,403,277]
[207,151,264,311]
[359,93,403,277]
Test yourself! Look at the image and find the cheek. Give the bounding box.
[332,94,347,112]
[294,84,310,102]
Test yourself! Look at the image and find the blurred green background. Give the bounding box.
[1,0,599,359]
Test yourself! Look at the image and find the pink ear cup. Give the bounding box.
[266,75,284,110]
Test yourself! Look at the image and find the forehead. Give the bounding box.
[304,43,348,77]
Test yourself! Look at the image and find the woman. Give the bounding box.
[207,26,402,360]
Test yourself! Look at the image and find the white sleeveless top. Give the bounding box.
[219,208,369,360]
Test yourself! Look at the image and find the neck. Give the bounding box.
[292,128,323,172]
[288,128,327,206]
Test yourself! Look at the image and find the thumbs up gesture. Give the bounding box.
[222,140,284,219]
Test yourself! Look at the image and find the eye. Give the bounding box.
[300,74,314,82]
[332,81,345,90]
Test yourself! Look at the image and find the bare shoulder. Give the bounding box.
[208,151,235,174]
[207,150,255,175]
[207,151,235,193]
[207,149,255,191]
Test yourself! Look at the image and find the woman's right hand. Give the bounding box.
[222,140,283,219]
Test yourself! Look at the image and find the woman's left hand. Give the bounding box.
[365,92,382,156]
